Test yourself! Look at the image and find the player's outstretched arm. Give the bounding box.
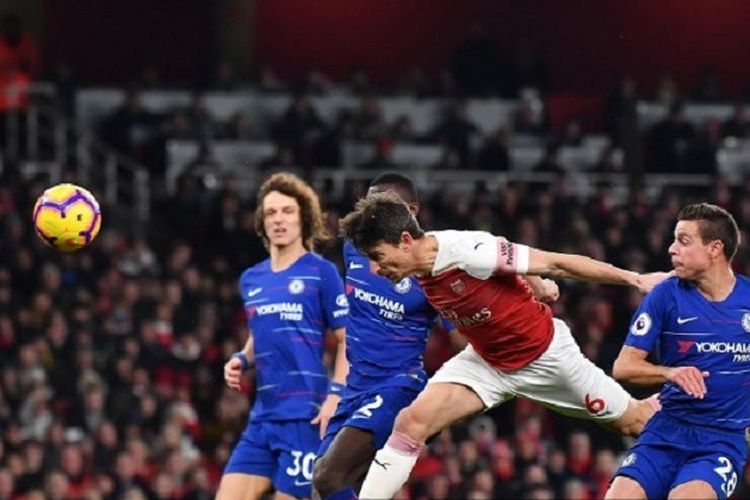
[526,248,668,292]
[613,345,709,399]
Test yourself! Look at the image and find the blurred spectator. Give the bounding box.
[301,66,334,95]
[0,13,40,76]
[691,65,724,102]
[605,76,638,149]
[396,67,435,98]
[534,144,564,174]
[100,87,160,158]
[255,63,287,93]
[432,101,479,166]
[450,21,504,96]
[559,118,584,147]
[212,60,239,92]
[514,97,546,135]
[644,103,696,173]
[359,136,400,169]
[353,96,385,140]
[389,114,417,142]
[653,75,681,108]
[721,102,750,139]
[346,64,375,95]
[508,42,549,96]
[272,93,324,164]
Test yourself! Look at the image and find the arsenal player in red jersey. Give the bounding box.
[338,193,666,500]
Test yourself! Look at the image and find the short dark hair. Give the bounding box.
[339,192,425,254]
[255,172,329,251]
[369,172,419,203]
[678,203,740,260]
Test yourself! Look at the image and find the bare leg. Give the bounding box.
[669,480,717,500]
[605,476,648,500]
[358,383,485,499]
[216,473,273,500]
[313,426,376,498]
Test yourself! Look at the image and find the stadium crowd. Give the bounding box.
[3,12,750,500]
[1,168,750,499]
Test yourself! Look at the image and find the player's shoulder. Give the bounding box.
[304,251,341,275]
[735,273,750,289]
[651,275,683,294]
[430,230,497,254]
[239,258,271,279]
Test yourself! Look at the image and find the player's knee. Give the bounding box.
[394,405,431,441]
[312,456,346,497]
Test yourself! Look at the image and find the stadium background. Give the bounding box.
[1,1,750,498]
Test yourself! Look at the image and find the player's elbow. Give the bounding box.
[612,357,632,383]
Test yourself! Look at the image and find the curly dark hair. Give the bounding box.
[254,172,329,251]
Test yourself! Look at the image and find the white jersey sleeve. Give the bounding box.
[429,230,529,279]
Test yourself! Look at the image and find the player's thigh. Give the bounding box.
[314,426,376,485]
[669,480,717,500]
[672,452,744,500]
[417,344,514,437]
[605,476,648,500]
[272,420,321,498]
[216,473,273,500]
[397,381,485,440]
[513,319,631,424]
[222,422,276,497]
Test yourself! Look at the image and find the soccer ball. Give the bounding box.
[32,183,102,252]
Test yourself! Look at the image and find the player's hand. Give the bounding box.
[666,366,709,399]
[311,394,341,439]
[636,271,673,294]
[223,357,244,391]
[537,278,559,303]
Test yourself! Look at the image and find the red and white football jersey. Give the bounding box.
[418,230,554,371]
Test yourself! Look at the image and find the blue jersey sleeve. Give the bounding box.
[624,282,671,353]
[439,317,456,331]
[319,259,348,330]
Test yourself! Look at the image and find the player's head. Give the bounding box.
[339,192,425,282]
[367,172,420,216]
[255,172,328,251]
[669,203,740,278]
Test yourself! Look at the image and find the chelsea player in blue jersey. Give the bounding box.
[607,203,748,500]
[312,173,559,500]
[312,173,461,500]
[217,172,349,500]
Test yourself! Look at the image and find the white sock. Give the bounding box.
[359,431,423,500]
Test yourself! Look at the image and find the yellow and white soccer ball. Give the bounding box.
[32,183,102,252]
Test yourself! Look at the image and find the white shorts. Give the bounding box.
[428,318,631,422]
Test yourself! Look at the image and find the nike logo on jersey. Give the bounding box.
[677,316,698,325]
[474,242,484,250]
[373,458,391,471]
[294,480,312,486]
[349,262,364,270]
[247,287,262,297]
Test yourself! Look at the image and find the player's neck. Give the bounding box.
[694,265,735,301]
[412,235,439,276]
[270,241,307,272]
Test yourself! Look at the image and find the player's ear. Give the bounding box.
[400,231,413,247]
[710,240,725,259]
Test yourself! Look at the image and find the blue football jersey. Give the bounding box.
[625,275,750,431]
[239,252,348,422]
[343,241,454,393]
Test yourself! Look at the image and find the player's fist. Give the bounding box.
[537,278,559,303]
[666,366,709,399]
[224,357,244,391]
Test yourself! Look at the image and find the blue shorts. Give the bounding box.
[615,412,747,499]
[224,419,320,498]
[318,385,420,457]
